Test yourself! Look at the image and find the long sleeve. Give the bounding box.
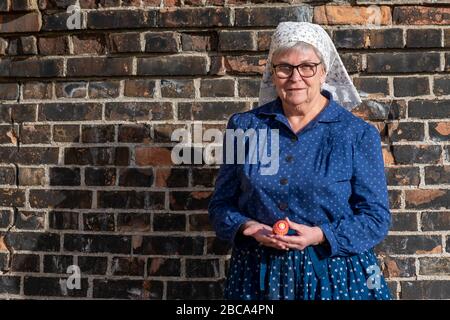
[318,124,391,258]
[208,113,251,244]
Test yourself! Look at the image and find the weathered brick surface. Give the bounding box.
[0,0,448,301]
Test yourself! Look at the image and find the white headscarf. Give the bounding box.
[259,22,361,110]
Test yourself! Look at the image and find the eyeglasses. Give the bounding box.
[272,62,322,79]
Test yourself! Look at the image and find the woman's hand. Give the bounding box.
[272,217,325,250]
[241,221,289,250]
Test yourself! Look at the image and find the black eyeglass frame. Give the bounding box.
[271,62,323,79]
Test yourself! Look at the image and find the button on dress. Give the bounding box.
[208,90,393,300]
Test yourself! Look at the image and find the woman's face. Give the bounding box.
[271,47,326,107]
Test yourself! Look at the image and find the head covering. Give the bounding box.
[259,22,362,110]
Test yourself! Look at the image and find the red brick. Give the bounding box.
[394,6,450,25]
[0,11,42,33]
[314,5,391,25]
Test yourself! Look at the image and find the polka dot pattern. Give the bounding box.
[208,89,392,300]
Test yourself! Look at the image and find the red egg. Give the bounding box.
[273,219,289,236]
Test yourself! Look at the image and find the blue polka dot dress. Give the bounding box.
[208,89,393,300]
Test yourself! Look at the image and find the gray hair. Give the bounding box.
[271,41,326,73]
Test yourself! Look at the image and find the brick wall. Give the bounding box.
[0,0,448,300]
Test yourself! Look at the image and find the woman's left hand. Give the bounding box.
[272,217,326,250]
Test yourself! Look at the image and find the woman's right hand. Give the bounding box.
[241,221,289,250]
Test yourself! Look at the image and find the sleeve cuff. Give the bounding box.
[315,223,339,258]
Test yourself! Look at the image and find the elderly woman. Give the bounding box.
[208,22,392,300]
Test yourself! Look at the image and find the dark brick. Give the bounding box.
[394,77,429,97]
[392,145,441,164]
[11,254,39,272]
[0,58,63,77]
[154,168,189,188]
[429,122,450,141]
[376,235,442,255]
[144,32,179,52]
[111,257,145,276]
[388,122,424,142]
[421,211,450,231]
[0,83,19,100]
[0,125,17,144]
[117,212,150,232]
[406,29,442,48]
[93,279,163,299]
[181,32,217,51]
[24,276,88,297]
[55,81,87,98]
[105,102,172,121]
[186,259,220,278]
[206,237,231,255]
[189,214,213,232]
[133,236,204,255]
[97,191,165,209]
[48,211,79,230]
[118,124,152,143]
[401,281,450,300]
[425,166,450,184]
[200,79,235,97]
[153,213,186,232]
[379,257,416,278]
[0,210,12,229]
[0,188,25,206]
[72,34,106,55]
[124,79,156,98]
[20,125,51,144]
[87,9,157,29]
[53,125,80,143]
[23,82,52,99]
[160,79,195,98]
[109,32,141,53]
[340,53,362,73]
[405,189,450,209]
[218,31,255,51]
[78,256,107,275]
[118,168,154,187]
[419,257,450,276]
[367,53,440,73]
[170,191,212,210]
[82,125,115,143]
[85,167,116,186]
[160,7,231,27]
[385,167,420,186]
[88,81,120,98]
[353,77,389,96]
[64,234,131,254]
[137,56,208,76]
[38,35,69,55]
[178,102,247,120]
[409,100,450,119]
[368,28,404,49]
[5,232,60,251]
[0,167,15,185]
[29,190,92,209]
[333,29,365,49]
[43,255,73,273]
[152,124,188,143]
[67,57,133,77]
[83,212,115,231]
[0,276,20,294]
[235,6,312,27]
[390,212,418,231]
[49,167,80,186]
[14,210,45,230]
[238,78,260,98]
[64,147,129,166]
[167,281,224,299]
[434,75,450,96]
[192,168,218,188]
[42,12,82,31]
[147,258,180,277]
[389,189,402,210]
[38,103,102,121]
[393,6,449,25]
